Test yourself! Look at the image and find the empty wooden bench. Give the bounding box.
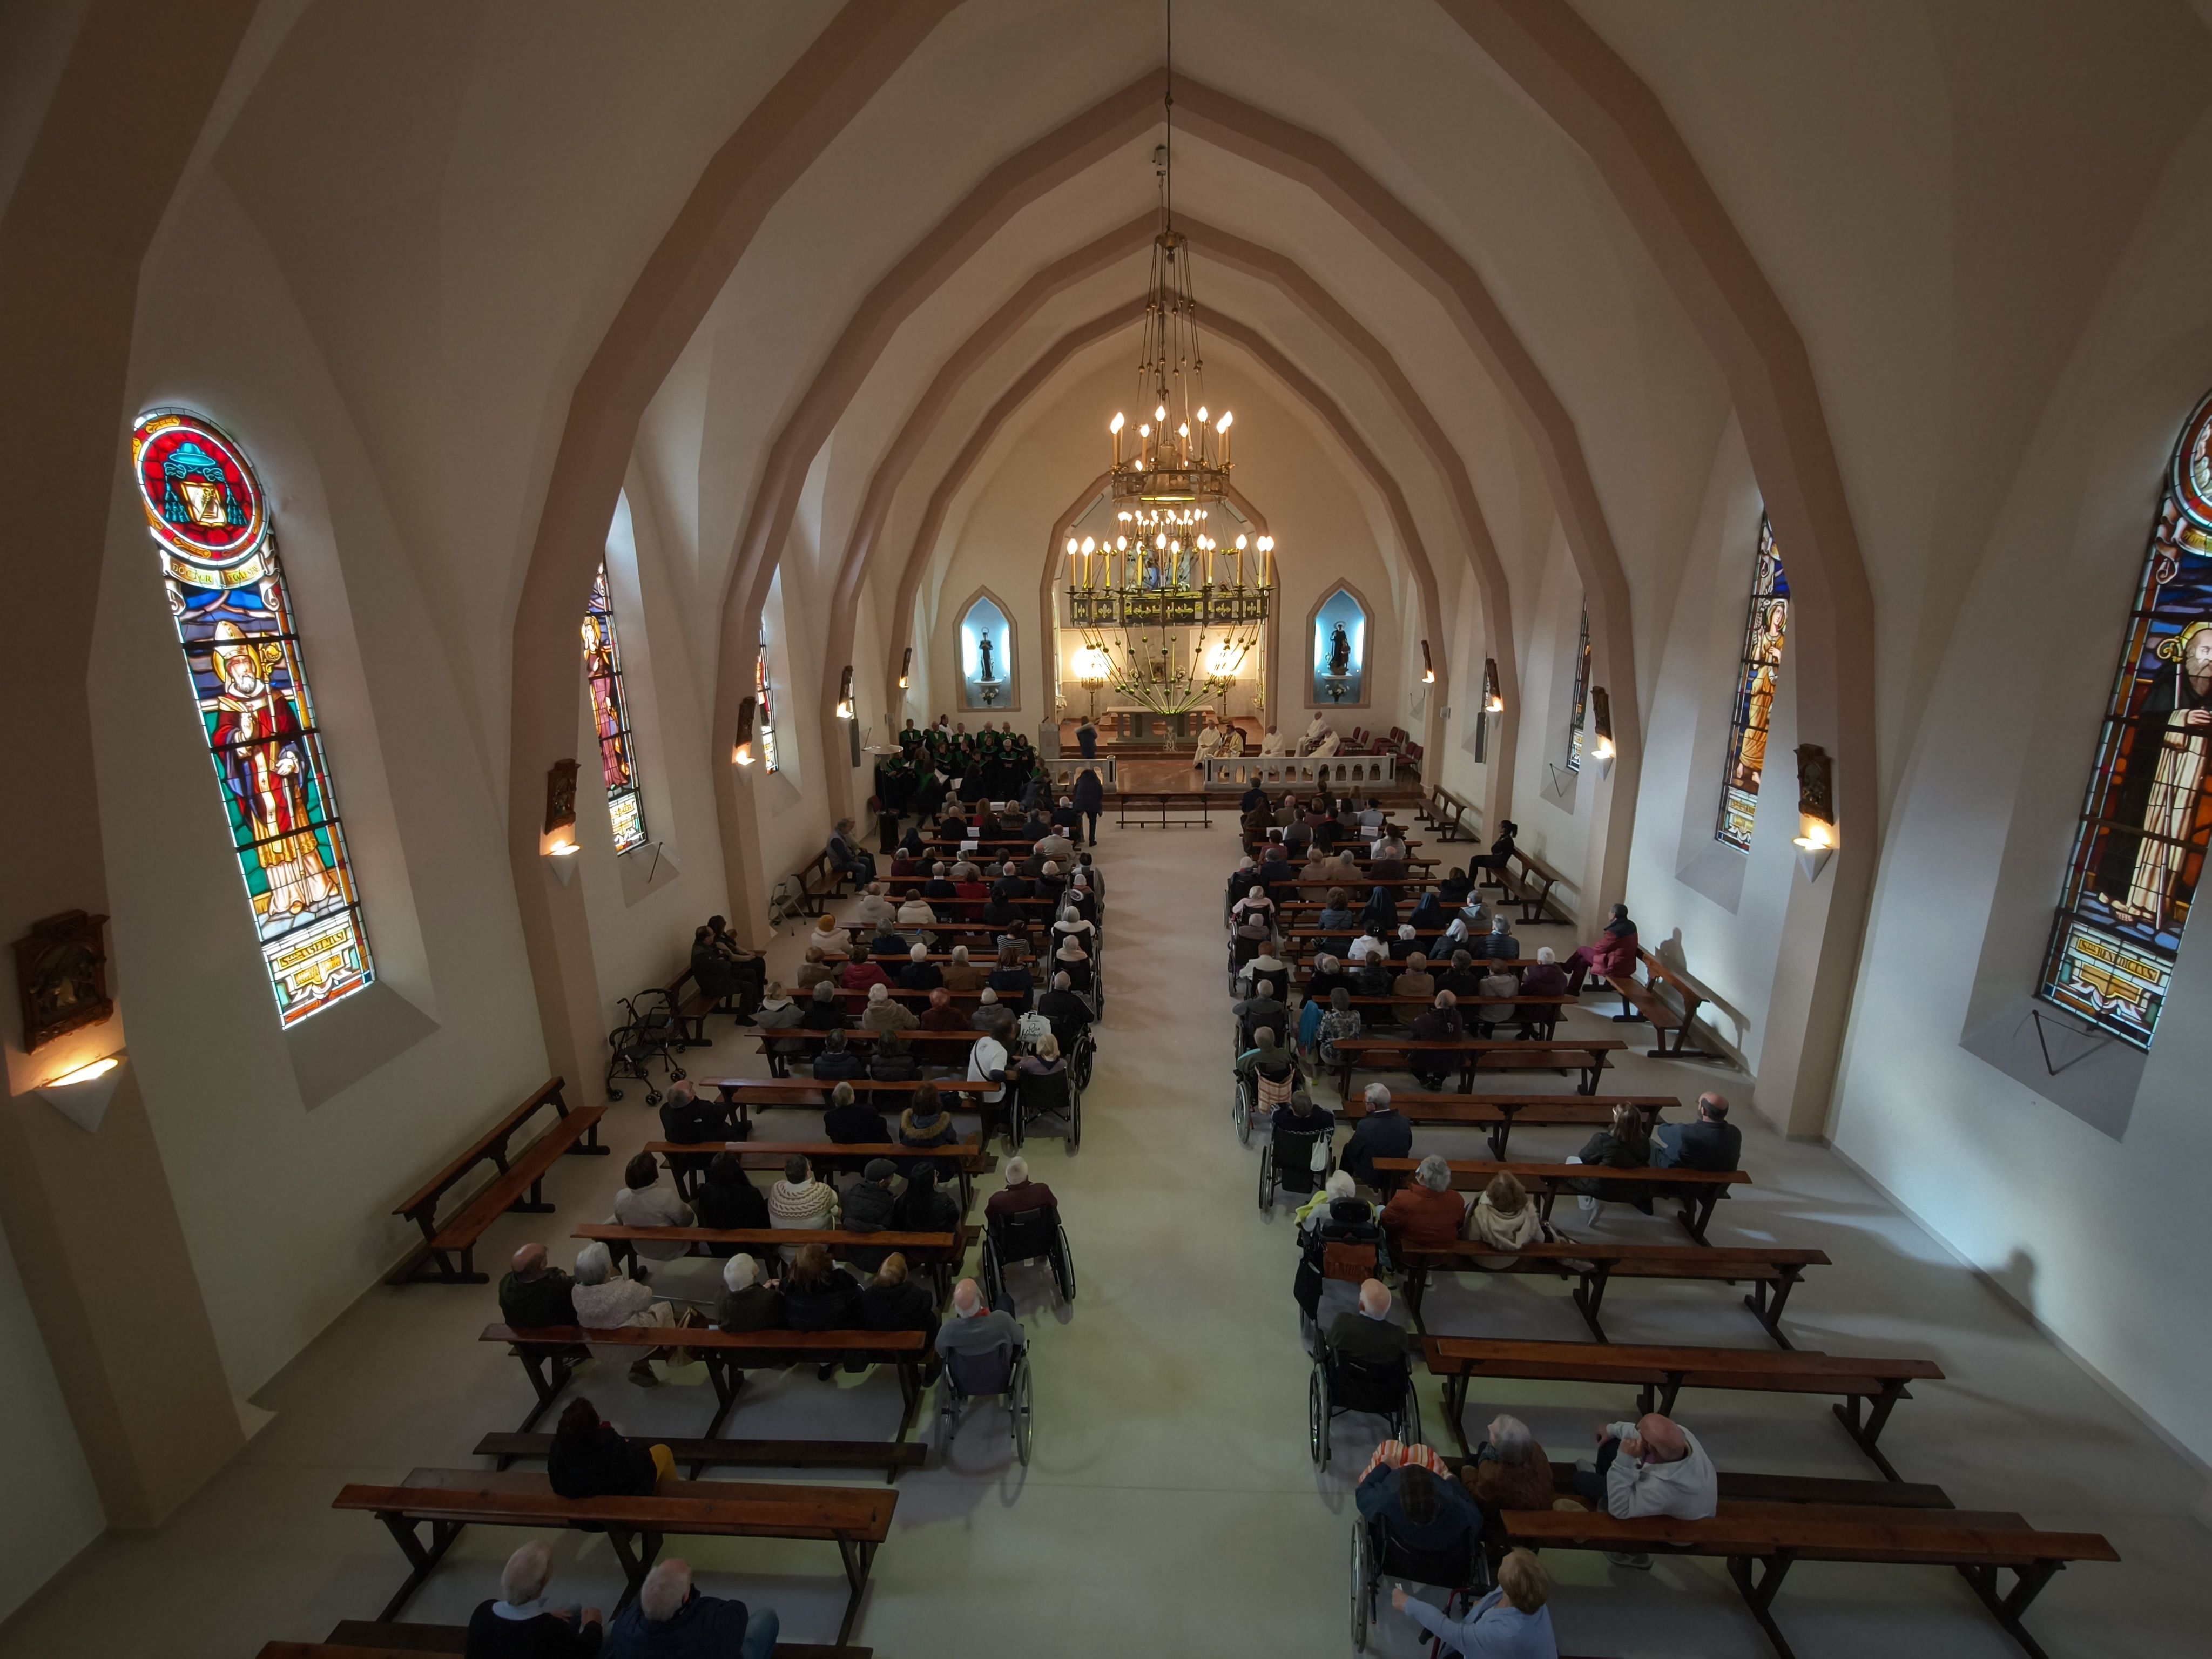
[1482,846,1571,926]
[387,1078,607,1286]
[333,1468,897,1640]
[1330,1036,1625,1098]
[1118,791,1214,828]
[265,1621,868,1659]
[1605,943,1721,1060]
[483,1323,929,1440]
[1424,1335,1944,1480]
[1339,1091,1676,1160]
[1373,1156,1747,1244]
[1500,1502,2115,1659]
[1398,1239,1831,1345]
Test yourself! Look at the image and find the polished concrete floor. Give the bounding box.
[3,814,2207,1657]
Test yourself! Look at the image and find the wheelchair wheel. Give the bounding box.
[1402,1380,1423,1452]
[645,1088,663,1108]
[1008,1091,1024,1151]
[605,1087,624,1101]
[1351,1521,1372,1650]
[1257,1145,1276,1211]
[667,1062,687,1082]
[1234,1078,1253,1146]
[980,1239,1002,1311]
[1069,1086,1082,1151]
[1052,1225,1075,1301]
[1308,1365,1330,1468]
[1011,1357,1034,1465]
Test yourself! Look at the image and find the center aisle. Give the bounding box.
[865,812,1355,1656]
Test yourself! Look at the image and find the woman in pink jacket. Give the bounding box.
[1562,902,1637,994]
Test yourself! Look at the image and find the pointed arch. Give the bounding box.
[1304,581,1377,710]
[946,584,1021,713]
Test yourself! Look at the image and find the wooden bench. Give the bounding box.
[333,1468,897,1640]
[1340,1091,1676,1160]
[1397,1239,1831,1345]
[483,1323,929,1442]
[1373,1156,1746,1244]
[269,1621,868,1659]
[1538,1462,1953,1510]
[1424,1335,1944,1480]
[756,1027,982,1078]
[791,848,852,918]
[573,1223,974,1300]
[1482,845,1572,925]
[1605,943,1720,1060]
[475,1428,927,1485]
[1330,1036,1626,1098]
[1499,1502,2116,1659]
[1312,994,1573,1041]
[1419,785,1475,841]
[1117,791,1214,828]
[387,1078,607,1286]
[698,1077,996,1124]
[649,1137,996,1210]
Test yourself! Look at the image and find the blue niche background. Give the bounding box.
[1310,587,1367,705]
[959,594,1013,710]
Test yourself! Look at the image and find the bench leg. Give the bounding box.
[605,1528,664,1611]
[1726,1550,1800,1659]
[1957,1561,2063,1659]
[570,1118,610,1156]
[1403,1263,1431,1330]
[506,1175,555,1217]
[514,1349,577,1435]
[893,1358,922,1465]
[1570,1265,1613,1342]
[835,1537,877,1645]
[1440,1372,1474,1459]
[701,1354,743,1440]
[1832,1382,1911,1482]
[374,1515,463,1621]
[1745,1272,1800,1350]
[1676,1191,1718,1246]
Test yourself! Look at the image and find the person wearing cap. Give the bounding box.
[840,1158,900,1271]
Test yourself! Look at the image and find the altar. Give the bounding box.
[1107,707,1193,746]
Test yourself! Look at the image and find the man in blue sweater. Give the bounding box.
[604,1560,775,1659]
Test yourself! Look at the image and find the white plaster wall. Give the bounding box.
[0,1223,104,1623]
[1506,535,1598,916]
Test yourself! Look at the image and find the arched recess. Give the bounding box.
[1305,581,1375,710]
[880,306,1452,776]
[947,585,1020,713]
[816,207,1522,831]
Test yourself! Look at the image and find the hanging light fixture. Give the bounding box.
[1064,0,1270,719]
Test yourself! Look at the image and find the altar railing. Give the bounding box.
[1042,756,1118,792]
[1203,753,1394,792]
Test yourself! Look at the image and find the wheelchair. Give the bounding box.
[1059,1023,1096,1091]
[1309,1347,1420,1470]
[1232,1060,1298,1147]
[936,1338,1033,1466]
[604,989,686,1105]
[981,1202,1075,1307]
[1259,1119,1333,1211]
[1009,1064,1080,1150]
[1349,1513,1487,1651]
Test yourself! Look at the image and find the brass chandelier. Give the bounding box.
[1063,15,1272,719]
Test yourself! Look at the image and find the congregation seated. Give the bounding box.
[1408,993,1466,1088]
[1520,945,1569,1001]
[570,1242,675,1387]
[1052,933,1092,993]
[1381,1154,1467,1253]
[828,816,878,886]
[942,944,986,991]
[1573,1410,1718,1526]
[936,1276,1024,1363]
[898,1088,960,1171]
[780,1240,861,1330]
[613,1156,694,1271]
[811,914,851,959]
[466,1540,601,1659]
[839,1159,899,1270]
[986,1155,1059,1220]
[1469,1172,1548,1250]
[753,980,805,1057]
[549,1395,669,1500]
[1314,886,1358,941]
[1036,818,1076,864]
[1459,1412,1555,1526]
[1034,860,1067,911]
[900,941,944,996]
[853,882,898,933]
[860,1251,941,1359]
[1326,1277,1409,1364]
[861,982,918,1033]
[920,986,972,1031]
[1473,967,1523,1038]
[1406,890,1448,934]
[868,1028,920,1083]
[606,1557,778,1659]
[1393,953,1437,1019]
[897,889,938,933]
[987,945,1034,1012]
[498,1243,575,1330]
[1654,1090,1742,1173]
[839,950,893,1011]
[1036,970,1092,1049]
[1357,1439,1481,1555]
[811,1028,864,1081]
[1235,977,1287,1051]
[824,1081,894,1144]
[693,1152,769,1237]
[1235,1026,1302,1098]
[1315,987,1363,1067]
[1566,1103,1654,1217]
[769,1155,839,1234]
[971,986,1016,1041]
[1562,901,1638,994]
[792,947,837,996]
[1472,912,1520,962]
[1296,1169,1377,1235]
[1390,1548,1556,1659]
[891,1165,959,1233]
[1340,1085,1411,1187]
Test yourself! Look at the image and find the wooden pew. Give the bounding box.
[573,1223,974,1299]
[697,1077,996,1127]
[332,1468,897,1640]
[1540,1463,1953,1510]
[1339,1091,1676,1160]
[1309,994,1573,1040]
[1396,1239,1831,1345]
[1373,1156,1746,1244]
[387,1078,607,1286]
[1117,791,1215,828]
[482,1323,928,1442]
[475,1427,927,1485]
[756,1027,982,1079]
[268,1621,869,1659]
[1499,1503,2116,1659]
[1481,845,1572,926]
[1329,1035,1626,1098]
[1422,1335,1944,1480]
[1606,943,1721,1060]
[792,847,853,917]
[648,1138,996,1210]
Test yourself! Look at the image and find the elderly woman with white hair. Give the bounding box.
[1382,1152,1471,1252]
[1295,1168,1378,1234]
[861,980,918,1033]
[468,1540,603,1657]
[1458,1411,1555,1520]
[714,1252,783,1333]
[570,1240,678,1386]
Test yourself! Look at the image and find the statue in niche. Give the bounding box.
[976,630,997,682]
[1327,621,1352,678]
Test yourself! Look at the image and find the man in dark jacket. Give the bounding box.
[1234,979,1288,1052]
[811,1030,865,1082]
[498,1244,576,1330]
[1654,1092,1743,1171]
[1407,993,1467,1089]
[1037,972,1092,1046]
[1340,1085,1414,1186]
[603,1559,773,1659]
[822,1082,894,1144]
[468,1541,602,1659]
[1071,767,1105,844]
[839,1158,900,1272]
[1470,914,1520,962]
[1325,1278,1410,1364]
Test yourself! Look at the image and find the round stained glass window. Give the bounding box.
[132,409,268,572]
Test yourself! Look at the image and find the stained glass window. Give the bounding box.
[1566,603,1591,771]
[582,564,648,852]
[2040,393,2212,1048]
[131,409,372,1027]
[1716,517,1791,851]
[757,624,780,774]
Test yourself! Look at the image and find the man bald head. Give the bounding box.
[1358,1278,1392,1319]
[1633,1413,1689,1462]
[510,1243,548,1279]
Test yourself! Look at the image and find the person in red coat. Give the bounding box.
[838,953,893,1013]
[1562,903,1638,995]
[1380,1154,1469,1252]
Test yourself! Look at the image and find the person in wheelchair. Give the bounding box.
[1390,1547,1558,1658]
[1296,1169,1377,1236]
[1327,1278,1410,1365]
[1233,978,1289,1052]
[935,1277,1024,1364]
[984,1156,1058,1221]
[1357,1442,1481,1557]
[1036,970,1091,1050]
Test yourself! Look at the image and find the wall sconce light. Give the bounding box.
[1589,686,1616,780]
[1420,639,1436,684]
[34,1050,126,1133]
[1792,742,1837,881]
[835,665,855,720]
[1482,657,1504,715]
[540,759,581,876]
[732,695,758,766]
[898,648,912,691]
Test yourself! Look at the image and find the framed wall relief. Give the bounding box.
[1795,743,1835,827]
[15,911,113,1053]
[544,758,580,837]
